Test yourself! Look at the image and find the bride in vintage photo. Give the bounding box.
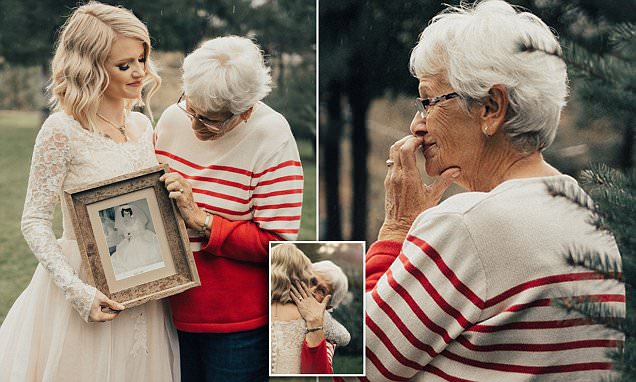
[0,2,179,381]
[109,203,164,279]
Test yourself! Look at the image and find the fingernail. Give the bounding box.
[451,169,461,178]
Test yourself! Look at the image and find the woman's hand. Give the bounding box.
[160,172,207,230]
[290,279,330,329]
[88,290,125,322]
[291,280,331,347]
[380,135,460,242]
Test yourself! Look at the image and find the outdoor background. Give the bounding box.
[319,0,636,243]
[270,241,364,377]
[0,0,316,323]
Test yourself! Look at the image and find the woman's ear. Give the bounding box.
[480,84,508,136]
[240,106,254,122]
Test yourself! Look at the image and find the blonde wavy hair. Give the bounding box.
[271,244,313,304]
[48,1,161,131]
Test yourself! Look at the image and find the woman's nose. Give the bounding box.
[132,62,144,79]
[410,111,427,137]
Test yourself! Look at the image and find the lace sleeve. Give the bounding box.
[323,311,351,347]
[20,122,96,322]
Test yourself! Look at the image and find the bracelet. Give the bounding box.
[199,212,211,236]
[305,326,323,333]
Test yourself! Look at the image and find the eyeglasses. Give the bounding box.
[177,92,236,133]
[415,92,460,118]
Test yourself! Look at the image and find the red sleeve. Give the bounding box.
[200,214,283,263]
[300,338,333,374]
[366,240,402,291]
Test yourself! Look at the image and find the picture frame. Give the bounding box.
[64,164,200,310]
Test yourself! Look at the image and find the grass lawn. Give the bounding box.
[0,110,317,322]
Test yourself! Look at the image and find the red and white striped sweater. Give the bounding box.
[361,175,624,382]
[155,101,303,332]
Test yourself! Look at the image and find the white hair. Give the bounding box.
[409,0,568,153]
[182,35,272,114]
[312,261,352,309]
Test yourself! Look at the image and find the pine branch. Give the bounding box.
[561,39,636,92]
[545,178,596,211]
[564,247,624,282]
[555,296,625,332]
[608,22,636,50]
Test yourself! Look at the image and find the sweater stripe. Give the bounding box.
[253,202,303,210]
[366,347,410,381]
[257,174,304,187]
[366,314,428,371]
[252,188,304,198]
[423,365,477,382]
[398,252,473,329]
[441,350,613,374]
[456,335,623,352]
[157,150,252,175]
[253,159,302,178]
[385,267,454,344]
[192,187,249,204]
[196,201,251,216]
[504,294,625,313]
[157,150,302,178]
[467,318,597,332]
[371,285,439,357]
[407,235,485,308]
[253,215,301,222]
[485,272,622,307]
[171,168,255,191]
[192,187,303,204]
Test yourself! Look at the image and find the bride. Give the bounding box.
[0,3,179,381]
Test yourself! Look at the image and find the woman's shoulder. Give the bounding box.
[38,111,84,140]
[272,303,303,321]
[128,111,152,130]
[250,102,291,134]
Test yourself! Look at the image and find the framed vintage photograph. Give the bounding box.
[64,164,200,309]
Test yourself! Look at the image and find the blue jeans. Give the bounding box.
[178,327,268,382]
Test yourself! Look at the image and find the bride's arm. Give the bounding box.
[21,121,123,322]
[323,311,351,347]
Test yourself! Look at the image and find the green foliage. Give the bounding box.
[0,65,47,110]
[267,60,316,149]
[578,165,635,381]
[548,164,634,381]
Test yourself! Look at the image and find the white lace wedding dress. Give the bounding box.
[0,112,179,381]
[271,311,351,374]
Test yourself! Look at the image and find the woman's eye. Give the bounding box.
[138,57,146,63]
[117,64,130,71]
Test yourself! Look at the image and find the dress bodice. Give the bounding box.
[21,111,158,322]
[270,311,351,374]
[53,112,158,240]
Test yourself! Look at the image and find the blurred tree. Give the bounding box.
[517,0,636,170]
[319,1,445,241]
[0,0,315,145]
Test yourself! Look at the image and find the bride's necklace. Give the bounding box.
[97,112,128,142]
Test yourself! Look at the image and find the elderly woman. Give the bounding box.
[312,260,351,310]
[270,244,351,375]
[364,1,625,381]
[156,36,304,381]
